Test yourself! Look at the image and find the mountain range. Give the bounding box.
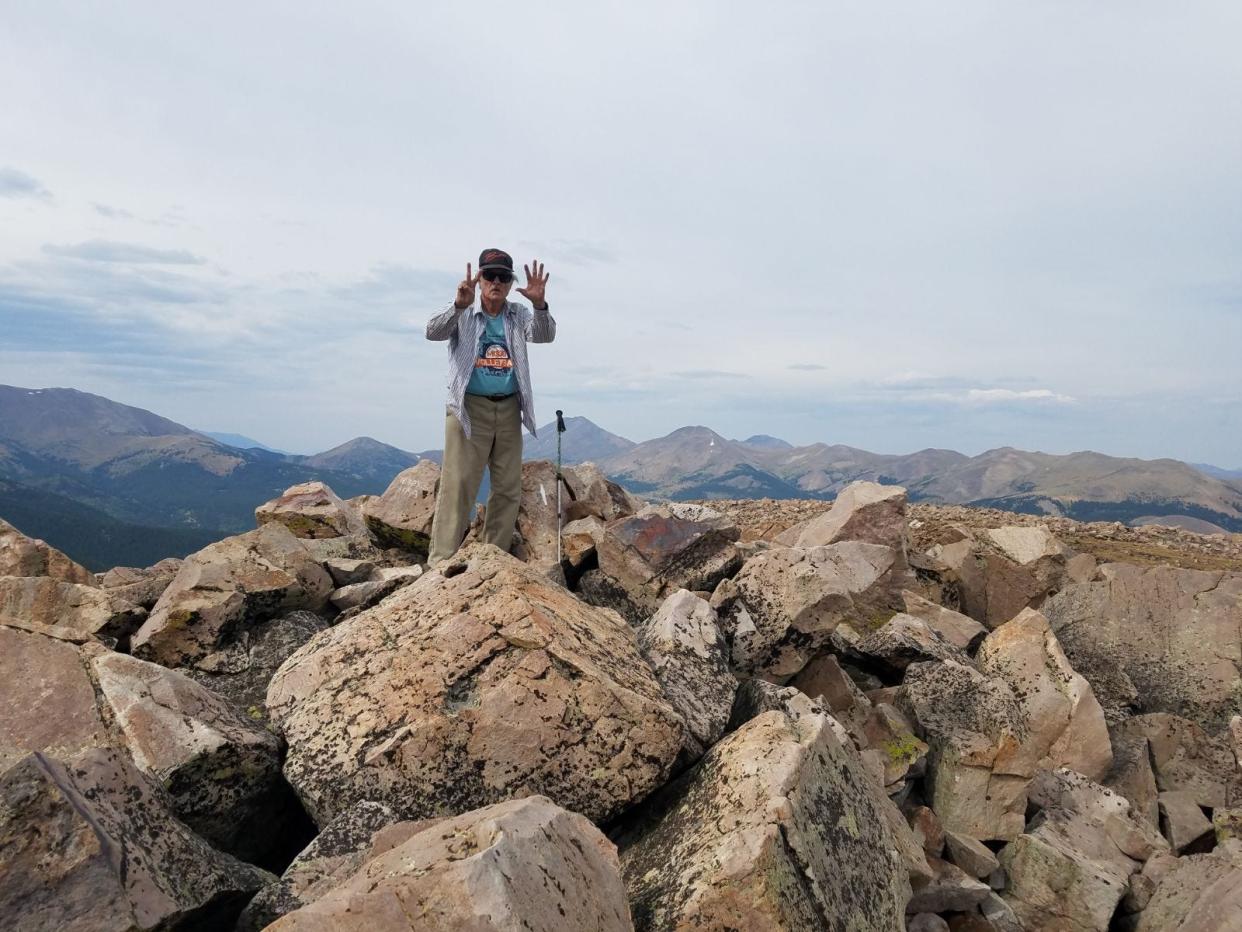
[1,384,1239,570]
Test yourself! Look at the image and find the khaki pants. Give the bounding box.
[428,393,523,564]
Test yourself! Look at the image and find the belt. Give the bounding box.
[468,393,516,402]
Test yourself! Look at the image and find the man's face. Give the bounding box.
[481,270,514,302]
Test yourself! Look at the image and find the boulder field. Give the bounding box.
[1,468,1240,931]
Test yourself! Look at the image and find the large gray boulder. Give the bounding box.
[131,523,332,671]
[267,544,683,825]
[514,461,641,572]
[237,801,401,931]
[775,480,910,553]
[97,558,182,610]
[0,746,273,932]
[0,575,145,646]
[710,541,907,679]
[1133,839,1242,931]
[976,607,1113,780]
[0,516,95,583]
[592,506,741,622]
[1043,563,1242,731]
[635,589,737,765]
[264,796,633,932]
[256,480,369,541]
[930,525,1069,629]
[1001,769,1169,932]
[617,705,910,930]
[898,660,1032,841]
[0,623,290,865]
[359,459,440,555]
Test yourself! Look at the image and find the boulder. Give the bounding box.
[901,589,988,652]
[907,856,992,914]
[1001,769,1168,932]
[328,566,421,615]
[710,541,907,679]
[635,589,737,765]
[0,575,145,646]
[0,747,273,932]
[944,829,1001,879]
[0,623,294,866]
[0,516,94,583]
[256,480,369,541]
[858,702,929,788]
[1042,563,1242,731]
[267,544,682,825]
[775,480,909,553]
[931,527,1069,629]
[132,522,333,670]
[976,607,1113,780]
[237,801,402,931]
[788,652,873,738]
[1159,790,1215,853]
[1133,840,1242,931]
[617,706,910,931]
[854,612,972,675]
[359,459,439,555]
[97,559,182,610]
[1110,712,1242,810]
[594,506,741,623]
[897,660,1032,841]
[514,461,640,571]
[561,515,606,569]
[90,651,287,862]
[264,796,633,932]
[0,624,112,772]
[1106,733,1162,827]
[183,609,330,725]
[321,557,375,587]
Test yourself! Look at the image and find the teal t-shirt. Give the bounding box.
[465,312,517,397]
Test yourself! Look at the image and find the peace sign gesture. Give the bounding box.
[454,262,481,309]
[517,260,550,310]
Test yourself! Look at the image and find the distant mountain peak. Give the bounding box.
[741,434,793,450]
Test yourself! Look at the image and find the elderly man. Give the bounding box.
[425,248,555,564]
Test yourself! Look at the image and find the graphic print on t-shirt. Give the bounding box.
[476,341,513,375]
[466,313,517,396]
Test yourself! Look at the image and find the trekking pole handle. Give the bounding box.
[556,410,566,433]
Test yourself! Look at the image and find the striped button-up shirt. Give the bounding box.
[426,300,556,438]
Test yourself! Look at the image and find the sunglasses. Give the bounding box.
[481,270,514,284]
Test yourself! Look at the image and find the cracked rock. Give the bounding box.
[267,543,683,825]
[617,705,910,931]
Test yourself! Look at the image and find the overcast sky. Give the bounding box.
[2,2,1239,463]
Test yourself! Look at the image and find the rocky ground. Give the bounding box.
[2,469,1240,931]
[698,497,1242,573]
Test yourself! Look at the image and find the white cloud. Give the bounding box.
[965,388,1076,404]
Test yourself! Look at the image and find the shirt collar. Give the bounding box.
[470,301,513,320]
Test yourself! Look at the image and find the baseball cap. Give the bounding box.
[478,248,515,274]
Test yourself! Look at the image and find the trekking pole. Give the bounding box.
[555,410,567,565]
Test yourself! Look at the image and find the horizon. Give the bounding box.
[18,382,1235,468]
[2,4,1240,464]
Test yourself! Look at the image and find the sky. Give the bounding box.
[1,2,1239,464]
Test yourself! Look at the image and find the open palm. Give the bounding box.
[516,260,549,309]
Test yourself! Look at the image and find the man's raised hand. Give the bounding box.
[517,260,549,309]
[454,262,480,309]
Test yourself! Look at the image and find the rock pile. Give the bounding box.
[2,467,1240,931]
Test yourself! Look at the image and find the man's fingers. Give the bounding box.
[466,262,472,283]
[524,263,531,281]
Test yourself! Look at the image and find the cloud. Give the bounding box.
[670,369,749,380]
[964,388,1076,404]
[788,363,829,371]
[517,238,617,265]
[42,240,204,265]
[0,167,51,200]
[92,203,135,220]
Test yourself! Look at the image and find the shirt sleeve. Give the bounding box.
[426,303,466,341]
[529,303,556,344]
